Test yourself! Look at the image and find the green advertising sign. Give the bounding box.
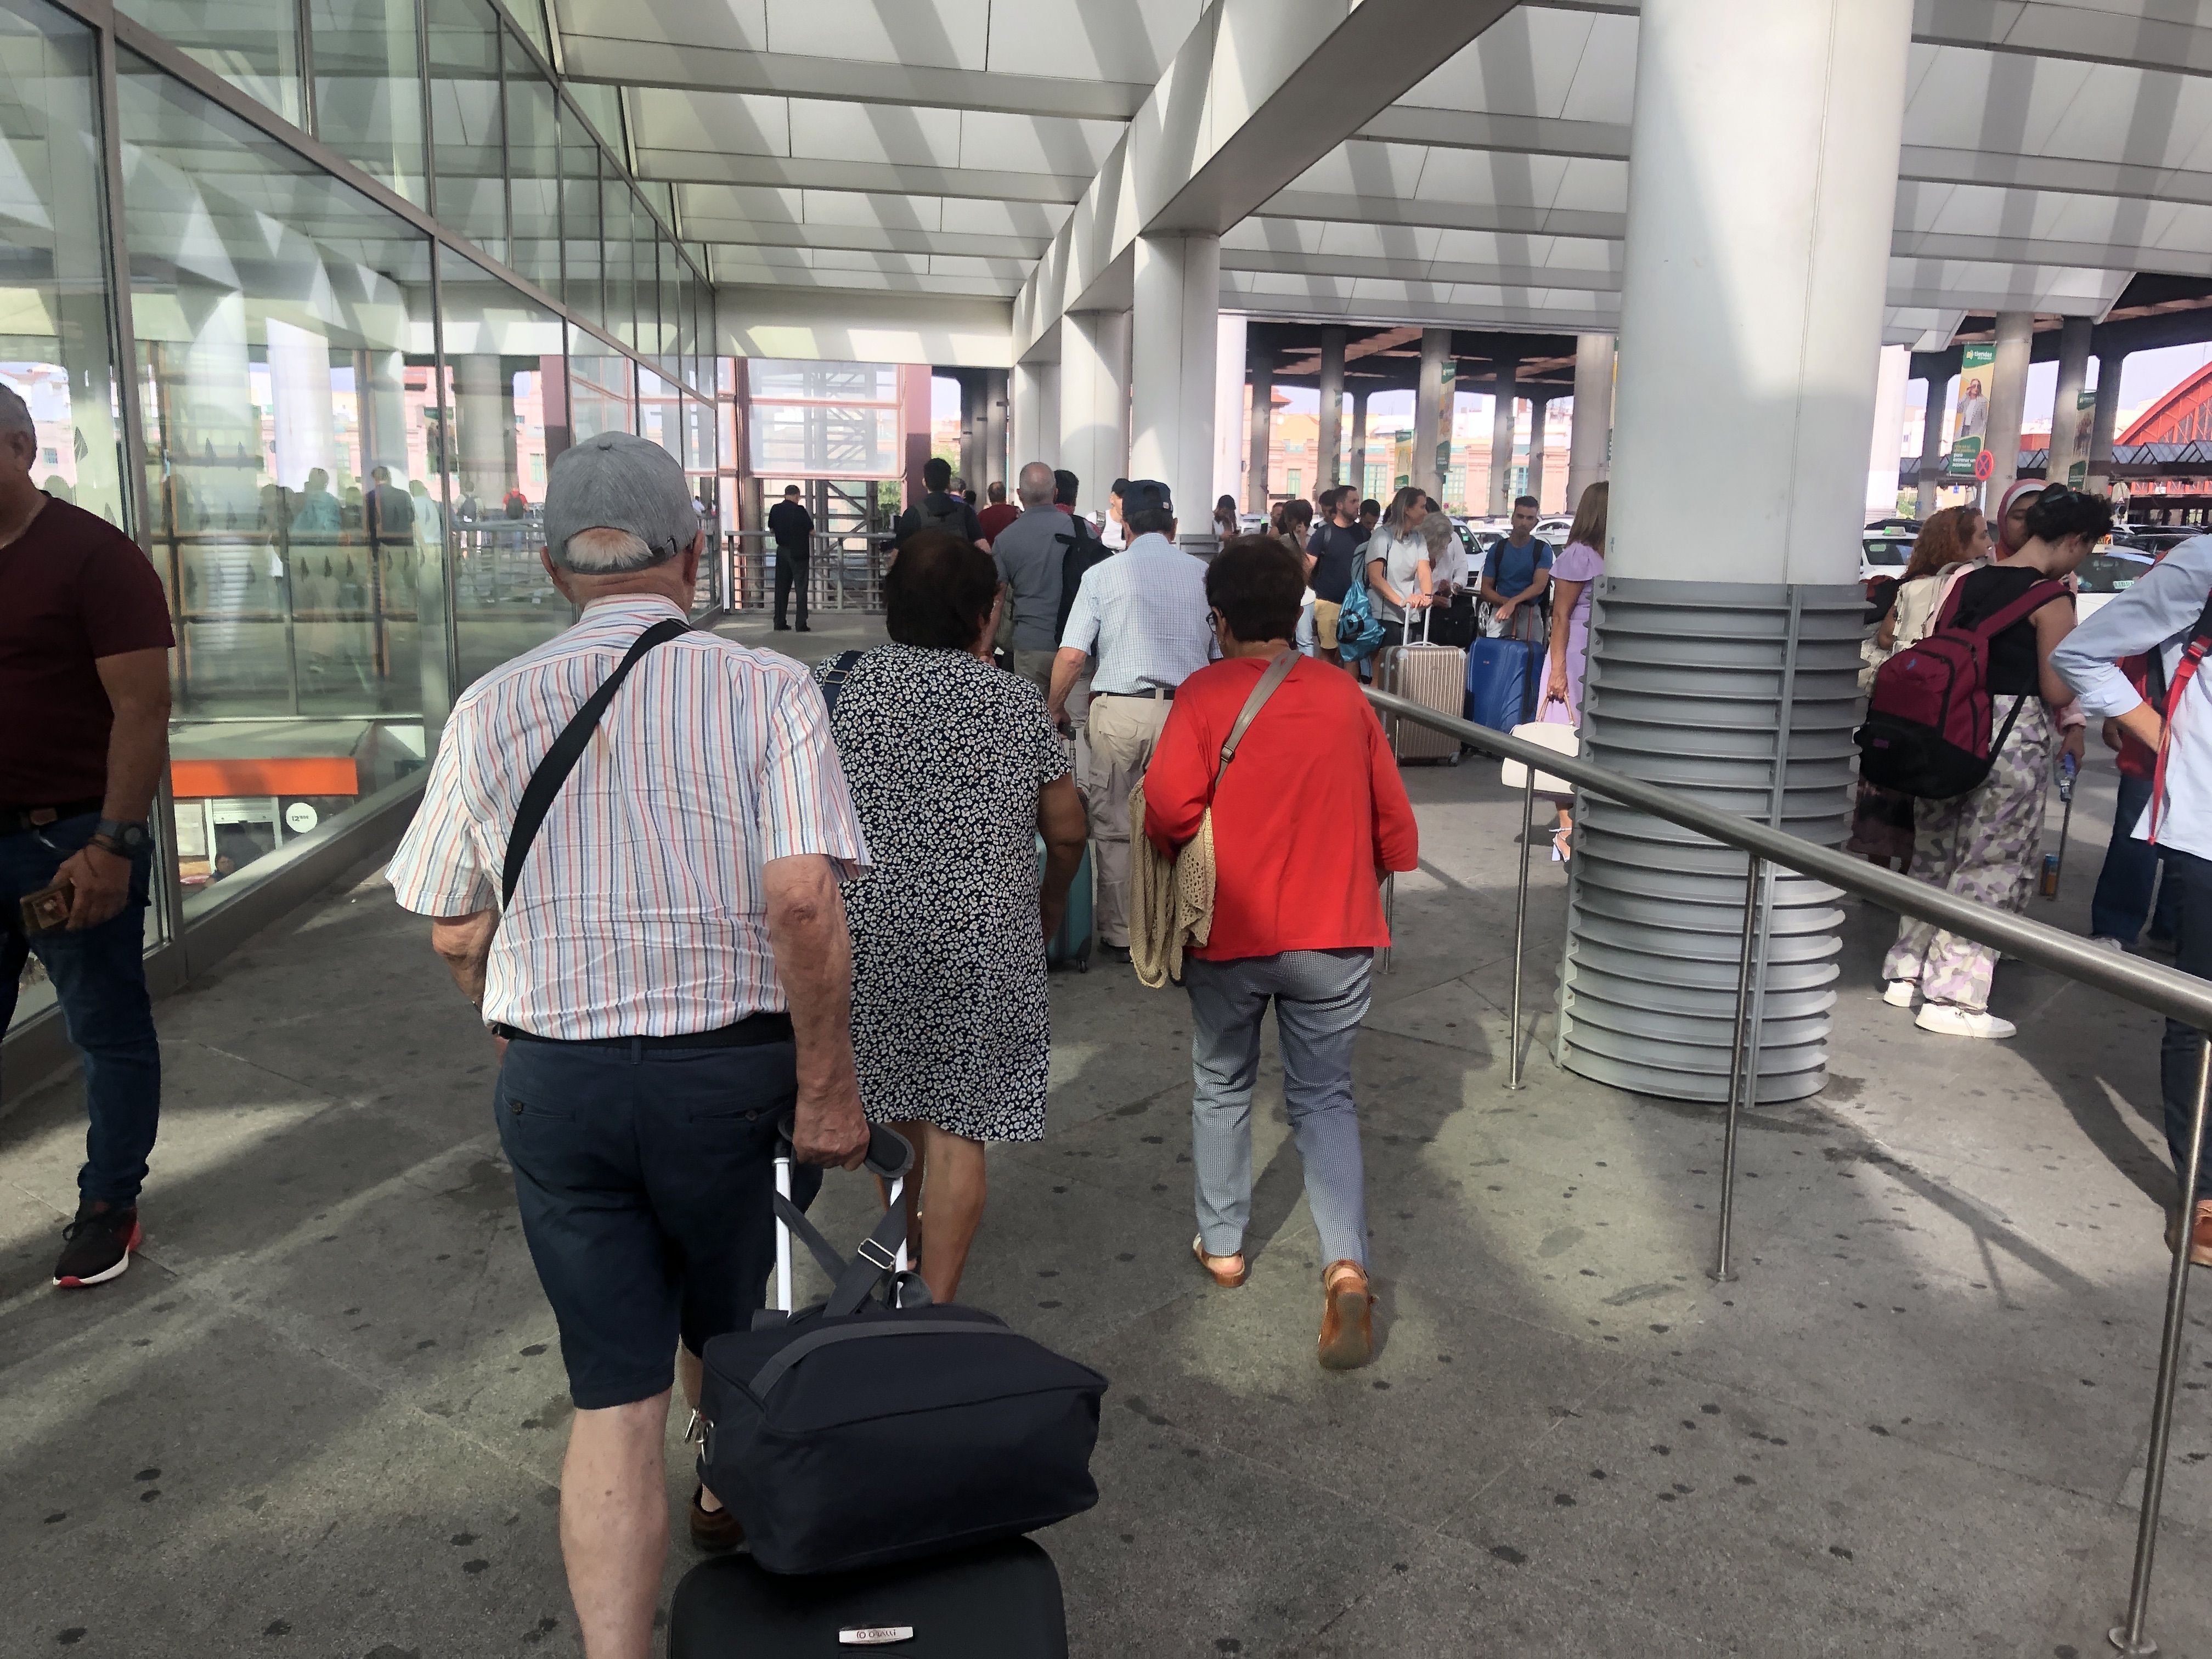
[2068,386,2095,489]
[1948,343,1996,476]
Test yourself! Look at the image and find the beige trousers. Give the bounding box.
[1081,693,1172,948]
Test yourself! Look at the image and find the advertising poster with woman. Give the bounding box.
[1948,343,1995,475]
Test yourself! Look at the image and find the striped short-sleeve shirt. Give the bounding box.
[386,595,870,1039]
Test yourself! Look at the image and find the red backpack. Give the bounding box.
[1855,574,2067,799]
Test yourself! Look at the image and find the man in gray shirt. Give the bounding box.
[989,461,1069,694]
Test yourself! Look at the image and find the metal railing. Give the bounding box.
[1364,685,2212,1659]
[726,530,888,614]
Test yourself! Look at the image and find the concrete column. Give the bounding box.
[1413,329,1450,502]
[1058,310,1130,518]
[1350,390,1369,501]
[1526,395,1551,512]
[1914,374,1948,518]
[1012,359,1058,472]
[1317,327,1346,494]
[1130,233,1221,550]
[1564,0,1915,1107]
[1246,348,1274,513]
[1865,344,1909,516]
[2087,349,2125,498]
[2046,316,2093,489]
[1487,364,1519,516]
[984,369,1008,492]
[1982,311,2034,504]
[1213,313,1248,514]
[1566,333,1613,512]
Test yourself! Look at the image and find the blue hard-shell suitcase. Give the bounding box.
[1465,636,1540,732]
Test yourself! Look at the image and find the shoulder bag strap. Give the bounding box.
[2149,588,2212,843]
[819,648,864,714]
[1966,578,2069,641]
[1208,651,1299,802]
[501,617,691,909]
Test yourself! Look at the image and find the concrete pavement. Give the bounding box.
[3,693,2209,1656]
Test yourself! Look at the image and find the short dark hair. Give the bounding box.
[2024,486,2114,546]
[1206,536,1306,645]
[1360,498,1380,517]
[782,484,800,497]
[988,481,1006,503]
[1318,485,1345,512]
[1053,468,1079,507]
[884,530,998,650]
[922,456,952,491]
[1514,494,1538,511]
[1110,477,1132,501]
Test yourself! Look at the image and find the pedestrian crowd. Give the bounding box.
[25,335,2212,1659]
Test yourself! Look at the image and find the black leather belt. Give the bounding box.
[493,1012,794,1049]
[1097,687,1175,701]
[0,798,102,837]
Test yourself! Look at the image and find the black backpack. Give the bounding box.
[696,1124,1106,1576]
[912,493,969,537]
[1055,518,1111,642]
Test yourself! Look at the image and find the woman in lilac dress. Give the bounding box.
[1542,482,1606,858]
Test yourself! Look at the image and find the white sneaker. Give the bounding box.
[1915,1003,2017,1040]
[2091,936,2128,955]
[1882,979,1917,1008]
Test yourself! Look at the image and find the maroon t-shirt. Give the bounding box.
[0,496,175,805]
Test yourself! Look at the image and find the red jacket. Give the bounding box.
[1141,654,1419,961]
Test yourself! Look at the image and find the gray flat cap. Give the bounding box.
[544,432,700,568]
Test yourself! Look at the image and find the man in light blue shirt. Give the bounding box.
[1048,479,1214,957]
[2053,531,2212,1261]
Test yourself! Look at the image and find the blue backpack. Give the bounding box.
[1336,561,1387,664]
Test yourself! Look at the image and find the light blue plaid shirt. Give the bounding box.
[1058,531,1216,693]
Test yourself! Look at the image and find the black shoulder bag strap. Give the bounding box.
[501,618,691,909]
[819,649,864,714]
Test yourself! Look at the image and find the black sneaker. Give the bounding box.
[796,623,812,633]
[53,1202,142,1288]
[689,1486,745,1553]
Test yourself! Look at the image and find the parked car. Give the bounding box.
[2077,547,2155,624]
[1860,532,1915,591]
[1866,515,1922,536]
[1536,516,1575,541]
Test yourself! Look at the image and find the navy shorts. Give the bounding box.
[494,1037,823,1410]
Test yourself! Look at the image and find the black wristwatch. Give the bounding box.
[91,819,150,856]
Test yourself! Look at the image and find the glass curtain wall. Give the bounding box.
[439,245,567,687]
[120,46,439,911]
[8,0,719,1037]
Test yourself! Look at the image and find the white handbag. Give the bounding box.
[1501,708,1579,801]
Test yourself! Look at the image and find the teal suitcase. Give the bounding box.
[1039,835,1093,972]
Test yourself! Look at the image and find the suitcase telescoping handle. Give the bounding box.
[771,1119,915,1313]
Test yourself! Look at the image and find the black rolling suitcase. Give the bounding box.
[668,1535,1068,1657]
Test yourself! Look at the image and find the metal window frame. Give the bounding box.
[6,0,722,1096]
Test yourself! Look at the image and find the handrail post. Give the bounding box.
[2111,1035,2212,1656]
[1711,853,1764,1284]
[1507,770,1536,1091]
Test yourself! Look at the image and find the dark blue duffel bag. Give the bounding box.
[1466,635,1541,731]
[696,1124,1108,1577]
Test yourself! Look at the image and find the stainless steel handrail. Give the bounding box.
[1364,682,2209,1657]
[1364,686,2212,1028]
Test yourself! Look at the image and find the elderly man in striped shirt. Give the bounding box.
[387,432,871,1659]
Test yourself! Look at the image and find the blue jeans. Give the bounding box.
[0,811,161,1206]
[2091,772,2180,946]
[1184,949,1374,1268]
[2162,848,2212,1204]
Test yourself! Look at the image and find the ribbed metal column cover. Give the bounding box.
[1556,577,1865,1103]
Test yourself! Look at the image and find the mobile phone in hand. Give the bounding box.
[20,878,72,934]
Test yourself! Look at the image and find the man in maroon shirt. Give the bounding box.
[976,478,1020,544]
[0,382,175,1288]
[1142,535,1418,1371]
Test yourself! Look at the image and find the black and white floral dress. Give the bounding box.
[812,645,1068,1142]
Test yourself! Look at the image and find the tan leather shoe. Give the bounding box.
[1318,1260,1374,1370]
[2165,1199,2212,1268]
[1192,1234,1248,1288]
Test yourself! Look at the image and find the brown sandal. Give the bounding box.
[1192,1234,1249,1288]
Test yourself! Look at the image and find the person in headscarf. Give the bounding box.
[1992,478,2044,559]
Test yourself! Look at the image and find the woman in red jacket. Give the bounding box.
[1141,537,1420,1369]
